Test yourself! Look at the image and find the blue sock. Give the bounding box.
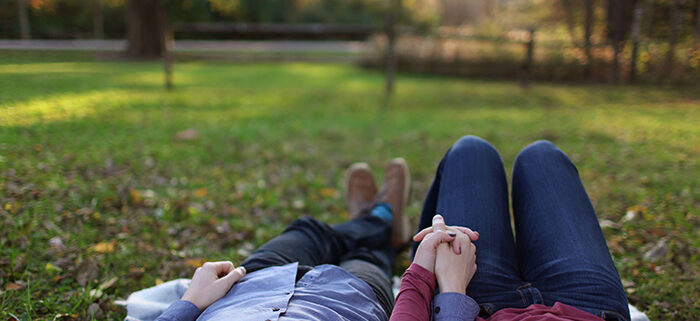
[370,202,393,223]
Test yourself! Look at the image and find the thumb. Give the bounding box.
[219,266,246,288]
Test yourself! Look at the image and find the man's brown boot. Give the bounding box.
[345,162,378,220]
[376,158,411,250]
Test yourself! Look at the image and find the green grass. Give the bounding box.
[0,50,698,320]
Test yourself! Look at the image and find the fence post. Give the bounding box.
[163,27,174,90]
[521,28,535,88]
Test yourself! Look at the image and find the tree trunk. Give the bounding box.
[584,0,595,79]
[694,0,700,46]
[607,0,625,84]
[561,0,578,46]
[384,0,401,108]
[126,0,167,58]
[665,0,680,76]
[17,0,30,40]
[629,1,644,83]
[93,0,104,39]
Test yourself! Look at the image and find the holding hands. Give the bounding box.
[413,215,478,294]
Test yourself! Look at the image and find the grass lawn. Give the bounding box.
[0,50,698,320]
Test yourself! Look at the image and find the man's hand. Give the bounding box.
[434,232,477,294]
[181,261,246,310]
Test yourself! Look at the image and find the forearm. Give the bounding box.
[390,264,436,321]
[154,300,201,321]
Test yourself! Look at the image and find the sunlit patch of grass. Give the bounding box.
[1,90,136,127]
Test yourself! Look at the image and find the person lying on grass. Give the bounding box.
[390,136,630,321]
[152,136,629,321]
[154,158,466,321]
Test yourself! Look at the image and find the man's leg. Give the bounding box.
[413,136,524,315]
[241,213,391,279]
[340,253,394,317]
[512,140,630,320]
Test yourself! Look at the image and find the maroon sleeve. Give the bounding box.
[390,263,437,321]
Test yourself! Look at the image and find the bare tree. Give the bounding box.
[17,0,30,39]
[666,0,680,76]
[93,0,104,39]
[607,0,628,83]
[385,0,401,107]
[126,0,167,58]
[629,0,644,83]
[694,0,700,46]
[560,0,578,46]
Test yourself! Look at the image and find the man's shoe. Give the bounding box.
[376,158,411,250]
[345,162,378,220]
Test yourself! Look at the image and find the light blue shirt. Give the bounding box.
[154,262,387,321]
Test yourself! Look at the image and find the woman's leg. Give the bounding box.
[413,135,524,315]
[512,140,630,320]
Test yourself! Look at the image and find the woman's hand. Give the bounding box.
[413,215,463,272]
[413,230,457,273]
[181,261,246,310]
[412,214,479,243]
[434,232,477,294]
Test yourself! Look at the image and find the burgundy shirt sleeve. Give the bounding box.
[390,263,437,321]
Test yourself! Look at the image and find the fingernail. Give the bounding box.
[448,232,456,237]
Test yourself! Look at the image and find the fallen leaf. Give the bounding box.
[75,258,99,287]
[129,267,145,278]
[129,189,142,205]
[599,219,621,229]
[45,263,62,273]
[194,188,207,198]
[52,313,79,320]
[622,205,647,222]
[293,199,305,209]
[155,278,164,285]
[98,276,118,291]
[186,258,206,268]
[49,236,66,251]
[92,241,116,253]
[87,303,103,319]
[319,187,339,198]
[643,236,670,262]
[175,129,199,141]
[89,288,103,299]
[5,281,27,291]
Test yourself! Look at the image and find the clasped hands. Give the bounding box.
[412,215,479,294]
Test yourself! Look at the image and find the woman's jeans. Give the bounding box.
[412,136,630,321]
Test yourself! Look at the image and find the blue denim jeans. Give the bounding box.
[412,136,630,321]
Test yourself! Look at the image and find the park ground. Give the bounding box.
[0,50,698,320]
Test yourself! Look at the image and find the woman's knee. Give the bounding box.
[447,135,500,163]
[514,140,571,170]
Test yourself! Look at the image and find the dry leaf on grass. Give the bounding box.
[5,281,27,291]
[175,129,199,141]
[75,258,99,287]
[186,258,206,268]
[91,241,116,253]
